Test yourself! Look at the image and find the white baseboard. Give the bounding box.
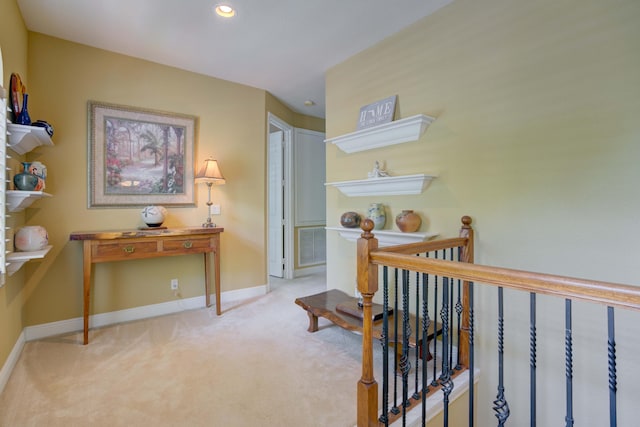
[0,331,25,394]
[23,285,267,342]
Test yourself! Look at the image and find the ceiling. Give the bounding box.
[17,0,452,118]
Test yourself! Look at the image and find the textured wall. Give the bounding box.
[325,0,640,424]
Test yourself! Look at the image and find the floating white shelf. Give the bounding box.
[325,174,435,197]
[326,227,438,247]
[6,190,52,212]
[6,245,52,275]
[7,123,54,155]
[325,114,435,153]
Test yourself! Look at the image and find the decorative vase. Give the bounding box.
[13,162,39,191]
[28,161,47,191]
[340,211,361,228]
[15,225,48,252]
[395,210,422,232]
[16,93,31,125]
[141,205,167,227]
[367,203,386,230]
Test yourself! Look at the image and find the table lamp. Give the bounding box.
[195,157,226,227]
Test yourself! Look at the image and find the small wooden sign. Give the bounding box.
[357,95,397,130]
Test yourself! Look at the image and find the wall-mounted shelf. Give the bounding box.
[7,123,54,154]
[6,190,52,212]
[6,245,52,275]
[325,114,435,153]
[326,227,438,247]
[325,174,435,197]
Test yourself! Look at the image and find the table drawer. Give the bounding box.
[162,236,212,253]
[93,241,159,258]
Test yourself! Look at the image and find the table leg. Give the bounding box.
[306,311,319,332]
[204,253,211,308]
[82,241,92,345]
[213,245,221,315]
[204,247,222,315]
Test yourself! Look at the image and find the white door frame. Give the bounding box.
[267,113,294,281]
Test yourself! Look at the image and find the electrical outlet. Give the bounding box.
[170,279,179,290]
[211,204,221,215]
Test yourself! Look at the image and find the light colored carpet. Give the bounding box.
[0,272,367,427]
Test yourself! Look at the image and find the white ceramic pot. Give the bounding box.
[15,225,49,252]
[141,205,167,227]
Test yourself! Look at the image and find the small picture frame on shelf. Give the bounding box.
[356,95,397,130]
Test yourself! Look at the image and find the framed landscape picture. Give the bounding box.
[88,101,197,207]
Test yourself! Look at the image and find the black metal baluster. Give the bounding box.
[455,277,463,370]
[440,277,453,426]
[379,266,390,425]
[607,306,617,427]
[493,287,510,426]
[468,282,475,427]
[421,269,431,426]
[530,293,537,427]
[391,268,400,415]
[401,269,412,419]
[565,299,574,427]
[448,249,454,374]
[431,251,439,387]
[413,260,421,401]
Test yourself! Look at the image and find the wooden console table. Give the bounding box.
[70,227,223,344]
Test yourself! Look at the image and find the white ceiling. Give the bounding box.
[17,0,452,118]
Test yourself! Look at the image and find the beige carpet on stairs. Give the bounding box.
[0,272,366,427]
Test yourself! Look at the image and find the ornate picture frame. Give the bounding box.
[88,101,197,207]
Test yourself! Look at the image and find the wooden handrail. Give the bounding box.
[368,252,640,312]
[356,215,640,426]
[374,237,468,255]
[356,216,475,426]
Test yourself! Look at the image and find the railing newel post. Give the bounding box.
[459,216,474,368]
[357,219,379,427]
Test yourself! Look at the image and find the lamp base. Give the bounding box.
[202,217,216,228]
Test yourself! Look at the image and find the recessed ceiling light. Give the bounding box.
[304,100,315,106]
[215,4,236,18]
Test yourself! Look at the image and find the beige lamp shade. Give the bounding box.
[195,158,226,184]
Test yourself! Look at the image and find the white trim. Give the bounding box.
[326,114,435,153]
[326,226,438,247]
[23,285,267,342]
[7,123,54,155]
[0,331,25,394]
[267,113,295,281]
[325,174,435,197]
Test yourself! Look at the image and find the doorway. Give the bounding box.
[267,113,293,280]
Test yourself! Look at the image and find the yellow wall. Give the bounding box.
[21,32,269,325]
[0,1,318,370]
[265,92,325,133]
[0,0,29,374]
[326,0,640,425]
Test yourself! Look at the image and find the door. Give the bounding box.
[268,130,284,277]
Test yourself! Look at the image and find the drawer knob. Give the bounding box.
[183,241,193,249]
[123,246,135,253]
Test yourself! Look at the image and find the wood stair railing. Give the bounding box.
[356,215,640,426]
